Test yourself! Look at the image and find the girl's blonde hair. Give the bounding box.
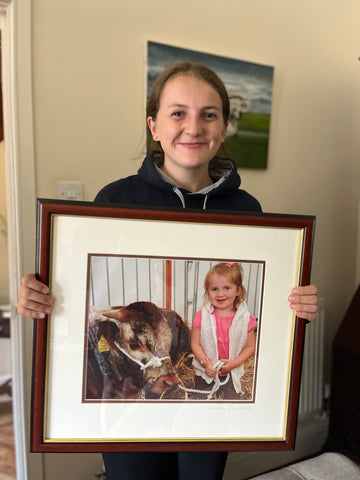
[204,262,246,310]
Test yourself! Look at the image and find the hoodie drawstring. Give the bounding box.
[173,187,209,210]
[203,195,208,210]
[173,187,186,208]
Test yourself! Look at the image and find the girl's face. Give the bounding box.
[207,273,241,315]
[147,75,227,179]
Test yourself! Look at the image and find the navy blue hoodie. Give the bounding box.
[95,152,262,212]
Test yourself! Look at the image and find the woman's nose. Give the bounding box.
[184,116,203,136]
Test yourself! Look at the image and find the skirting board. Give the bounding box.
[224,415,329,480]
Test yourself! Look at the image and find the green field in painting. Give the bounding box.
[235,111,270,132]
[224,112,270,169]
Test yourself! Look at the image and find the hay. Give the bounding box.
[151,347,256,401]
[175,352,196,387]
[160,352,195,400]
[238,354,255,400]
[162,352,255,401]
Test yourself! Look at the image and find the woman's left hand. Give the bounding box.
[288,284,318,321]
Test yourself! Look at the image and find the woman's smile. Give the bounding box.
[179,142,207,149]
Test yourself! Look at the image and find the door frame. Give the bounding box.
[0,1,42,478]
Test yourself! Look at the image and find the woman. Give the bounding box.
[18,62,318,480]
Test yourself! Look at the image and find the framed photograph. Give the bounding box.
[31,199,315,452]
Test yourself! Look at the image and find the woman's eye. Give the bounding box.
[204,112,217,119]
[171,111,184,118]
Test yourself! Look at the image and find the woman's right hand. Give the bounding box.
[17,274,54,320]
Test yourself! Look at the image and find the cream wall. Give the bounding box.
[0,141,9,299]
[28,1,359,478]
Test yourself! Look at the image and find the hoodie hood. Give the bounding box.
[138,152,241,199]
[94,151,262,213]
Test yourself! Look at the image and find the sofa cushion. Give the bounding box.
[249,452,360,479]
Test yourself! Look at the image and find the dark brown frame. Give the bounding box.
[31,199,315,453]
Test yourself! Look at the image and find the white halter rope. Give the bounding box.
[114,342,229,400]
[114,341,171,373]
[178,361,230,400]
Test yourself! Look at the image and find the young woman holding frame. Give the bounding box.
[18,62,318,480]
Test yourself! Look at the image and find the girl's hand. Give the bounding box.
[219,359,235,374]
[288,284,318,321]
[204,361,217,378]
[17,274,54,320]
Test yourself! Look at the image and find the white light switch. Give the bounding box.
[57,181,83,201]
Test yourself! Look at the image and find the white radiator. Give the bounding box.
[298,298,325,417]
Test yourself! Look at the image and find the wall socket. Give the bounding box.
[57,181,83,201]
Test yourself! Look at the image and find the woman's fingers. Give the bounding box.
[288,284,319,321]
[17,274,54,320]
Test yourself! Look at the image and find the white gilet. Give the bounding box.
[192,301,251,393]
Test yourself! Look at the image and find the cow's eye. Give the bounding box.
[129,338,142,350]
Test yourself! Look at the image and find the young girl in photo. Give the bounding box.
[191,262,256,398]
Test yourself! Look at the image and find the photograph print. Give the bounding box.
[83,255,264,403]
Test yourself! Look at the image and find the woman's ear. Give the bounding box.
[147,116,158,140]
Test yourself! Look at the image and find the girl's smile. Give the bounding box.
[147,75,227,192]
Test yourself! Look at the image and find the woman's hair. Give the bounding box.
[147,62,230,152]
[203,262,246,310]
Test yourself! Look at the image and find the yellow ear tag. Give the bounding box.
[98,335,110,353]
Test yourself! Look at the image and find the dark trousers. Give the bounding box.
[102,451,228,480]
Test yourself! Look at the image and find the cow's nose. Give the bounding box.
[162,376,179,389]
[150,374,179,395]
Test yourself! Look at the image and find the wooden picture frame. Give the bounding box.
[31,199,315,452]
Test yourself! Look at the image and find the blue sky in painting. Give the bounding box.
[147,41,274,115]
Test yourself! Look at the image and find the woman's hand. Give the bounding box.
[17,274,54,320]
[288,284,318,321]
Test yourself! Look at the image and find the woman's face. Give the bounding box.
[147,75,227,177]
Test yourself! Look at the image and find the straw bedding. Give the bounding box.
[161,352,255,401]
